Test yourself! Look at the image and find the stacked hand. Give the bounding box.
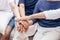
[16,18,30,32]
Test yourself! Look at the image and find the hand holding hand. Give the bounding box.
[17,20,29,32]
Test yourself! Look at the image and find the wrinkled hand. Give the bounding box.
[17,20,29,32]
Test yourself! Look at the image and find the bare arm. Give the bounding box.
[20,8,60,26]
[30,8,60,20]
[9,2,21,18]
[19,3,25,17]
[20,8,60,20]
[28,12,45,19]
[19,12,45,20]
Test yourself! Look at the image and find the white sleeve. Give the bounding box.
[42,8,60,20]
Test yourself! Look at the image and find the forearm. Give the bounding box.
[28,8,60,20]
[19,4,25,17]
[28,12,46,19]
[9,2,21,18]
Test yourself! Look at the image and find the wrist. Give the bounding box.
[27,16,32,20]
[21,15,25,17]
[27,20,33,26]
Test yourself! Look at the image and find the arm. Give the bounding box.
[28,8,60,20]
[19,12,45,20]
[19,3,25,17]
[9,1,20,18]
[20,8,60,20]
[28,12,45,19]
[18,0,25,17]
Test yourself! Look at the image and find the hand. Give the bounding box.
[17,21,29,32]
[17,23,25,32]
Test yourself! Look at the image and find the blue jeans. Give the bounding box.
[8,16,15,30]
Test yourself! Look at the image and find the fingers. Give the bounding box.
[16,21,29,32]
[20,24,23,32]
[17,24,21,32]
[19,21,29,31]
[17,24,25,33]
[15,17,30,32]
[17,22,26,33]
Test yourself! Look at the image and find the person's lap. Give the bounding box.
[33,25,60,40]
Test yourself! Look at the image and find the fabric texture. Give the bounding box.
[33,24,60,40]
[43,8,60,20]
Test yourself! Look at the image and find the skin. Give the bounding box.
[19,12,46,21]
[0,33,3,40]
[17,0,60,31]
[16,3,33,32]
[17,21,29,32]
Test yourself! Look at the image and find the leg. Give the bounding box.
[1,26,12,40]
[0,12,13,34]
[5,16,15,36]
[1,16,15,40]
[41,31,60,40]
[33,28,60,40]
[33,31,44,40]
